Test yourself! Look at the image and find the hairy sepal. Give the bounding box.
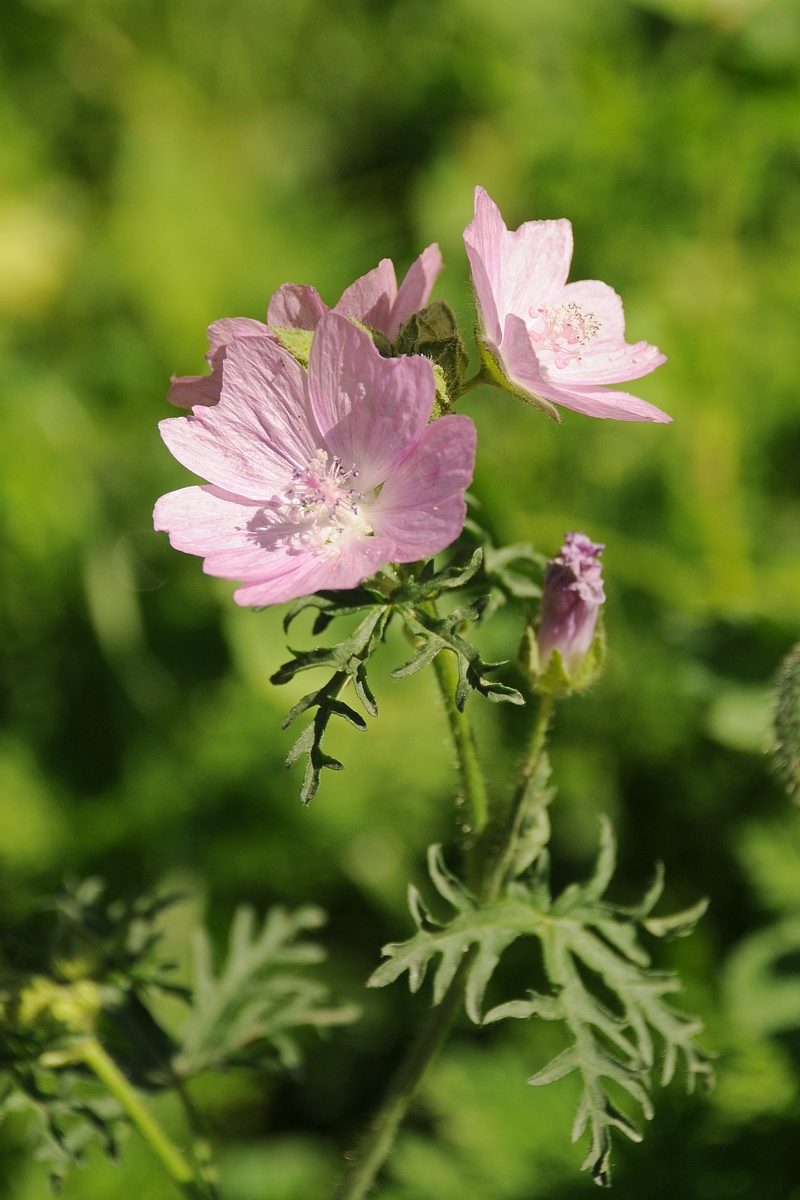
[476,336,560,423]
[772,641,800,802]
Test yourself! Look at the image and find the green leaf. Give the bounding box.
[272,607,390,803]
[394,601,524,710]
[370,823,711,1186]
[772,640,800,801]
[172,905,359,1079]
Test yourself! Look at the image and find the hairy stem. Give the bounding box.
[432,649,489,836]
[79,1037,209,1199]
[333,957,470,1200]
[482,692,554,903]
[334,683,556,1198]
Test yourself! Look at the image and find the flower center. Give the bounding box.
[528,302,601,369]
[283,448,372,545]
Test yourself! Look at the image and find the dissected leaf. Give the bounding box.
[172,905,359,1079]
[369,824,711,1186]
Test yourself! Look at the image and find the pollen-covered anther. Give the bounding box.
[528,302,601,369]
[284,448,371,541]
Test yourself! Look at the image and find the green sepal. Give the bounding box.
[520,618,607,698]
[476,335,561,423]
[271,326,314,368]
[393,300,469,414]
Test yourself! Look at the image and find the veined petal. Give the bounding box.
[154,485,264,555]
[168,317,271,407]
[159,336,321,499]
[388,244,444,339]
[553,280,667,384]
[231,535,393,606]
[308,312,435,490]
[267,284,328,330]
[206,317,271,360]
[464,188,572,341]
[334,258,397,335]
[154,484,394,606]
[370,415,476,561]
[501,315,671,423]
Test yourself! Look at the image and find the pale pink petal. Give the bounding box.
[334,258,397,336]
[308,312,434,490]
[552,280,666,384]
[231,535,394,606]
[159,336,321,499]
[464,188,572,342]
[168,318,271,407]
[370,415,476,561]
[501,315,671,423]
[168,368,225,408]
[501,216,573,324]
[154,484,394,606]
[154,485,263,555]
[387,244,444,339]
[463,188,506,345]
[547,382,672,423]
[206,317,271,359]
[267,284,328,330]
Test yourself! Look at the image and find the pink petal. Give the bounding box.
[308,312,435,491]
[168,318,271,407]
[387,244,444,339]
[464,187,573,344]
[159,336,321,499]
[463,188,506,345]
[370,415,476,561]
[553,280,666,384]
[267,284,328,330]
[154,484,393,606]
[154,485,264,555]
[501,315,671,423]
[334,258,397,336]
[206,317,271,360]
[232,535,393,606]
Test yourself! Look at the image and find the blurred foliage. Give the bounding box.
[2,0,800,1196]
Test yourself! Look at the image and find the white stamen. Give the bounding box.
[528,301,601,369]
[283,448,372,545]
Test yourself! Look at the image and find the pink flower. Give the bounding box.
[267,244,443,340]
[167,246,443,409]
[537,533,605,679]
[154,312,476,607]
[463,188,670,423]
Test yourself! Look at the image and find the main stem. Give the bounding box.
[79,1037,208,1200]
[335,671,554,1200]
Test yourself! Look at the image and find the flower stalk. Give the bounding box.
[77,1037,212,1200]
[334,681,557,1198]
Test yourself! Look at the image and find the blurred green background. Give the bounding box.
[2,0,800,1196]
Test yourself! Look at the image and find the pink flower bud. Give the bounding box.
[537,533,605,679]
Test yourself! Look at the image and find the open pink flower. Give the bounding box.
[154,312,476,607]
[267,244,443,341]
[463,187,669,423]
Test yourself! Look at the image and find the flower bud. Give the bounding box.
[521,532,606,695]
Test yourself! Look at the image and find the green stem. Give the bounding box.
[482,692,554,904]
[333,957,470,1200]
[334,685,556,1199]
[432,650,489,836]
[79,1037,207,1199]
